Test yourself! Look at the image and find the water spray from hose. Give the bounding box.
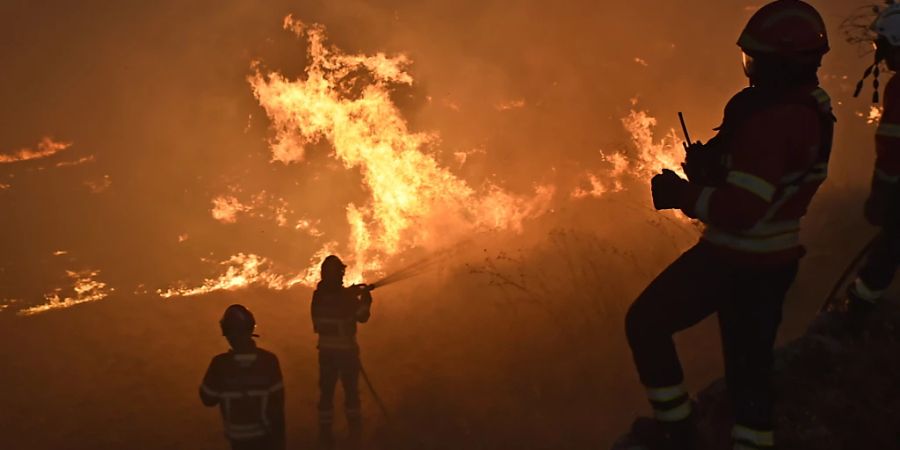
[360,241,472,292]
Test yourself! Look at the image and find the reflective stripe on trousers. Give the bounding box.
[645,384,692,422]
[625,244,798,439]
[732,424,774,449]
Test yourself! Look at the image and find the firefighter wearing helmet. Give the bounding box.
[311,255,374,449]
[841,3,900,332]
[200,304,286,450]
[623,1,834,448]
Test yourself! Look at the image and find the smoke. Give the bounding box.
[0,2,890,449]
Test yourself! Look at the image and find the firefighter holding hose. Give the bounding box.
[623,1,834,448]
[312,255,373,449]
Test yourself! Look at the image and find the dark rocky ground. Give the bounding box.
[614,292,900,450]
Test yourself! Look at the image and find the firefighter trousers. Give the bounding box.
[625,243,798,430]
[857,230,900,295]
[318,349,362,426]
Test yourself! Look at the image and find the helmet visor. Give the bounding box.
[742,51,756,78]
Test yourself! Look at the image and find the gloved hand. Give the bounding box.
[352,284,373,303]
[651,169,689,210]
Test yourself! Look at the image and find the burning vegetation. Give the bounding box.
[0,1,889,450]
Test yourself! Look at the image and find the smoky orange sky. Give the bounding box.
[0,0,880,309]
[0,0,888,448]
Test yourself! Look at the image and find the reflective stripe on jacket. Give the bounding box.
[199,346,285,442]
[684,85,834,264]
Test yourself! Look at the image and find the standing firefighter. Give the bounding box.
[312,255,373,448]
[200,304,286,450]
[843,3,900,330]
[624,1,833,448]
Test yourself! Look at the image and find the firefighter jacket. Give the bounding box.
[199,344,286,442]
[678,83,834,265]
[874,75,900,202]
[311,282,372,352]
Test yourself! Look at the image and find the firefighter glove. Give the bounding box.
[651,169,688,211]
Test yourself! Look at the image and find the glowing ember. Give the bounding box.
[246,16,553,280]
[17,270,113,316]
[85,175,112,193]
[495,99,526,111]
[296,219,324,237]
[856,105,884,125]
[0,137,72,164]
[56,155,96,168]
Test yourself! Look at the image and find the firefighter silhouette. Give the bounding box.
[623,1,834,448]
[200,305,286,450]
[312,255,373,449]
[843,3,900,332]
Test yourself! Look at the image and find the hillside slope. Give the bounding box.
[614,294,900,450]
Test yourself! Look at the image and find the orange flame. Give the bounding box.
[157,254,306,298]
[18,270,113,316]
[0,137,72,164]
[572,108,686,200]
[621,109,686,180]
[210,191,291,226]
[859,105,883,125]
[245,16,553,283]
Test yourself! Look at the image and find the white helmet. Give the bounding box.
[873,3,900,46]
[854,3,900,102]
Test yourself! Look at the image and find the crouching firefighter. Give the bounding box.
[624,1,833,448]
[843,3,900,331]
[200,304,286,450]
[312,255,374,448]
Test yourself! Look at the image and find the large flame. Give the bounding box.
[621,109,686,180]
[157,17,693,300]
[572,107,686,199]
[245,16,553,283]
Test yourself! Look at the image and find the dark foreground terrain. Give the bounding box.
[614,282,900,450]
[0,192,885,450]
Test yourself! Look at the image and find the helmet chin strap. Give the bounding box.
[854,55,884,103]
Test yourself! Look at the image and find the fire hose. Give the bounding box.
[349,245,466,449]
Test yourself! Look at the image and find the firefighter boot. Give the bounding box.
[846,294,876,337]
[347,410,363,450]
